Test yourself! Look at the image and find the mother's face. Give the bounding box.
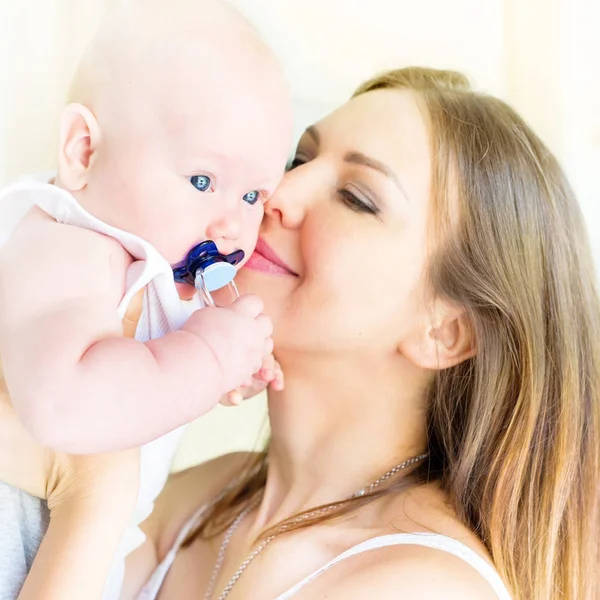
[237,89,435,358]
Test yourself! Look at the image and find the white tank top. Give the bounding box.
[136,502,513,600]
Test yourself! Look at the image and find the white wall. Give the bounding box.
[503,0,600,266]
[559,0,600,261]
[0,1,108,184]
[231,0,508,102]
[1,0,598,470]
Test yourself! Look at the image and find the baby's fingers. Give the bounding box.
[270,362,285,391]
[220,389,244,407]
[258,354,276,382]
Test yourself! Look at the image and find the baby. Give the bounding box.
[0,0,292,597]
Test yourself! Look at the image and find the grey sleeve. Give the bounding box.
[0,483,49,600]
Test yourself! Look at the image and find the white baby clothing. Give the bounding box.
[0,174,201,599]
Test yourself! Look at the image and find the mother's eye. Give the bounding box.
[286,156,308,171]
[338,189,378,215]
[190,175,213,192]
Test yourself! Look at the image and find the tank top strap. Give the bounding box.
[275,533,512,600]
[136,496,220,600]
[136,467,265,600]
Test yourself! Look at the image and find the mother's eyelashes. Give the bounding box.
[286,156,308,171]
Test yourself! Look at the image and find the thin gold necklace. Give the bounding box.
[204,452,428,600]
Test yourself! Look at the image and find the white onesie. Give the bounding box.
[0,174,200,599]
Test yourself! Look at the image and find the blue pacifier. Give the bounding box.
[173,240,244,306]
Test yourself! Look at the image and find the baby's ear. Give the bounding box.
[57,103,101,191]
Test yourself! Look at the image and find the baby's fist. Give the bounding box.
[182,294,273,394]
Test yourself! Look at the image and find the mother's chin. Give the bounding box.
[234,260,297,342]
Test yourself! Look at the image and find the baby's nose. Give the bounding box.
[206,202,244,241]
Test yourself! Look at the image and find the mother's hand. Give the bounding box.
[11,293,146,600]
[48,290,145,514]
[0,290,144,510]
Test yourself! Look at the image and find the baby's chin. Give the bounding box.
[175,282,197,301]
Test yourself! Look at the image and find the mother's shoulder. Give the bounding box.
[322,542,503,600]
[150,451,257,559]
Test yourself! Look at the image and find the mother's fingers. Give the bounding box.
[0,396,51,498]
[47,449,140,514]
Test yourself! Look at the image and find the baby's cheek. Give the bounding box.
[245,210,264,250]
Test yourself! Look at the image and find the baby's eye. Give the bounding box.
[243,190,260,205]
[190,175,213,192]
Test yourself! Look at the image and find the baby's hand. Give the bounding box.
[220,354,284,407]
[182,294,273,395]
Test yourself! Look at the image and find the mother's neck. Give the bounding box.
[254,349,430,529]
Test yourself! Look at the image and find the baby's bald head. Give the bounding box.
[59,0,293,264]
[69,0,285,129]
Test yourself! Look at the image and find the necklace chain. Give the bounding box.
[204,452,428,600]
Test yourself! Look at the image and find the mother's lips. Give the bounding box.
[245,238,297,276]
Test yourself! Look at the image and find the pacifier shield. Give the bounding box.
[199,261,237,292]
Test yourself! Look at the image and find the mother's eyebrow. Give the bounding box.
[344,152,409,202]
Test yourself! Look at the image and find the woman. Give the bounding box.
[16,67,600,600]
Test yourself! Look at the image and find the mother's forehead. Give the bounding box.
[303,89,433,206]
[315,89,428,145]
[310,89,431,165]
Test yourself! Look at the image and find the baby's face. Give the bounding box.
[86,49,293,268]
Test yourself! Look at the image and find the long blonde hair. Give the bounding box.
[186,68,600,600]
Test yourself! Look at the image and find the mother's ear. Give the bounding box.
[399,301,475,370]
[57,103,101,192]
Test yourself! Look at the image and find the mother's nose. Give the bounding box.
[265,169,316,228]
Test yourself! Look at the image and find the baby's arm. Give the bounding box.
[0,214,259,454]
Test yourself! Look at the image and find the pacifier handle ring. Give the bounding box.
[194,271,240,307]
[196,274,217,307]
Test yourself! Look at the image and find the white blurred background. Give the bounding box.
[1,0,598,470]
